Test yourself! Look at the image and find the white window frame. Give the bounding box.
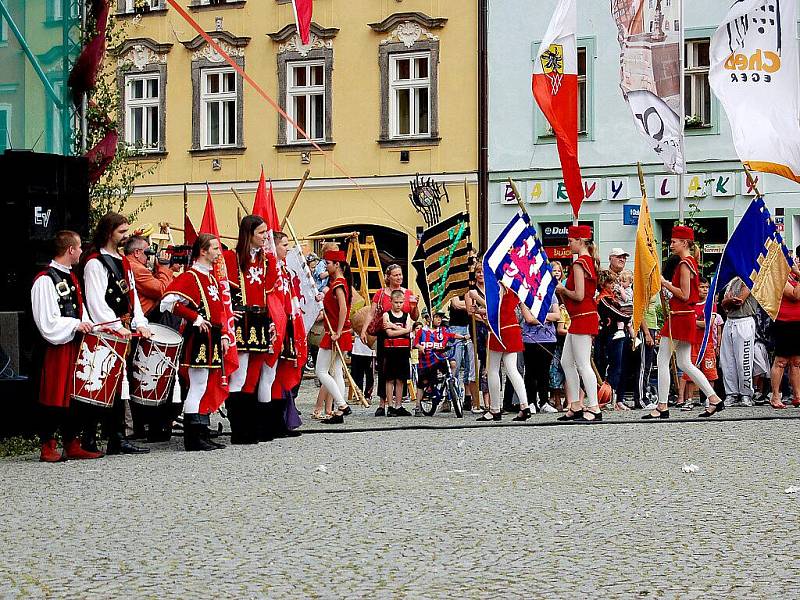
[286,60,325,143]
[124,73,161,151]
[388,51,431,139]
[685,38,712,127]
[200,67,237,149]
[124,0,165,12]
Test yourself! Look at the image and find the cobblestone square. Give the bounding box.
[2,383,799,598]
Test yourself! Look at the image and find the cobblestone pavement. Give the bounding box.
[2,381,800,598]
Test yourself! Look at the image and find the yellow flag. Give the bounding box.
[632,193,661,332]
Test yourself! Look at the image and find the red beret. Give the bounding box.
[568,225,592,240]
[323,250,347,263]
[671,225,695,241]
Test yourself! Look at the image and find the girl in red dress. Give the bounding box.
[555,225,602,422]
[477,285,533,422]
[644,225,723,419]
[316,250,353,424]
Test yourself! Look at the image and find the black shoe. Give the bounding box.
[339,405,352,416]
[557,410,583,422]
[575,410,603,423]
[321,413,344,424]
[512,407,532,422]
[476,411,501,422]
[394,406,412,417]
[107,435,151,455]
[199,414,226,449]
[642,408,670,420]
[374,406,386,417]
[699,400,725,418]
[146,426,172,443]
[183,414,216,452]
[228,393,258,445]
[386,406,398,417]
[255,402,275,442]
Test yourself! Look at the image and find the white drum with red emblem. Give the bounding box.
[130,324,183,406]
[71,331,129,408]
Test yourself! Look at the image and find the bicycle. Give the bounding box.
[418,360,463,418]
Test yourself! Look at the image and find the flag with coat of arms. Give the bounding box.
[484,211,558,341]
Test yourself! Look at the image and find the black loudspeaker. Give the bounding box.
[0,150,89,312]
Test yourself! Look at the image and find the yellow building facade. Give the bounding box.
[115,0,478,288]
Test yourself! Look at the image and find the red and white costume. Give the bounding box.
[661,255,700,343]
[32,262,92,408]
[271,260,308,401]
[161,262,231,415]
[315,272,352,410]
[486,288,527,414]
[224,248,279,395]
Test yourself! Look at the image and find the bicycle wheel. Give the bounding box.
[420,389,439,416]
[447,379,463,418]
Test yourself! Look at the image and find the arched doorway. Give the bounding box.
[313,224,410,293]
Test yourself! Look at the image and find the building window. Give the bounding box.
[121,0,166,13]
[191,0,242,6]
[200,68,237,148]
[124,74,161,151]
[577,47,587,135]
[684,38,712,128]
[286,61,325,142]
[46,0,79,21]
[0,14,8,45]
[0,105,10,152]
[389,52,431,139]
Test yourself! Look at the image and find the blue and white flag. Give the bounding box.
[698,196,791,361]
[484,211,558,341]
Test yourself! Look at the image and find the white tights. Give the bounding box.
[561,333,598,408]
[488,350,527,412]
[657,338,716,404]
[184,368,208,414]
[230,352,278,403]
[315,348,347,409]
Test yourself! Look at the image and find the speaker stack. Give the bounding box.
[0,150,89,437]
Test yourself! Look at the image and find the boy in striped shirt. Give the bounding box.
[413,311,468,415]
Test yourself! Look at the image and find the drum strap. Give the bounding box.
[187,269,212,321]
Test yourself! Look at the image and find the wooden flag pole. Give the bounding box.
[285,218,368,408]
[507,178,529,216]
[230,187,250,215]
[638,163,679,391]
[464,179,482,411]
[742,164,763,198]
[280,169,311,230]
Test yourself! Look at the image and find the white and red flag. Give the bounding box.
[292,0,313,45]
[532,0,584,219]
[198,187,239,411]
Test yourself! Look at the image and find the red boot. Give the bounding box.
[39,439,63,463]
[63,438,104,460]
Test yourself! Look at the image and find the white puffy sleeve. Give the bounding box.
[129,270,149,330]
[31,276,81,345]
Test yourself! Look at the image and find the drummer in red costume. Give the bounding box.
[555,225,602,422]
[643,225,724,419]
[477,286,532,422]
[160,233,230,451]
[31,231,102,462]
[223,215,277,444]
[315,250,353,424]
[83,212,152,455]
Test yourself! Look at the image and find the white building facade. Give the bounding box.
[488,0,800,274]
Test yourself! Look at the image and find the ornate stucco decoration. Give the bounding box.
[115,38,172,70]
[268,22,339,57]
[367,12,447,48]
[180,30,251,62]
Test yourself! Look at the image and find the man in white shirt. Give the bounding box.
[83,213,152,455]
[31,231,102,462]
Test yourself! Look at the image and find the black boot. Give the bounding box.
[183,414,216,452]
[228,392,257,445]
[255,402,274,442]
[199,414,226,449]
[272,399,301,438]
[106,431,150,455]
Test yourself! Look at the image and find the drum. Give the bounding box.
[308,321,324,348]
[130,324,183,406]
[72,331,129,407]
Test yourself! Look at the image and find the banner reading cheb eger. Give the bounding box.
[709,0,800,183]
[532,0,584,219]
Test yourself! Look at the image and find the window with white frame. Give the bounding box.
[577,47,587,134]
[389,52,431,138]
[286,61,325,142]
[0,14,8,44]
[125,74,161,150]
[684,38,712,127]
[47,0,79,21]
[123,0,165,12]
[200,68,237,148]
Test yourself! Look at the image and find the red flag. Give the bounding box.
[291,0,313,46]
[185,215,198,246]
[252,167,280,230]
[198,187,239,412]
[532,0,584,220]
[273,266,308,398]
